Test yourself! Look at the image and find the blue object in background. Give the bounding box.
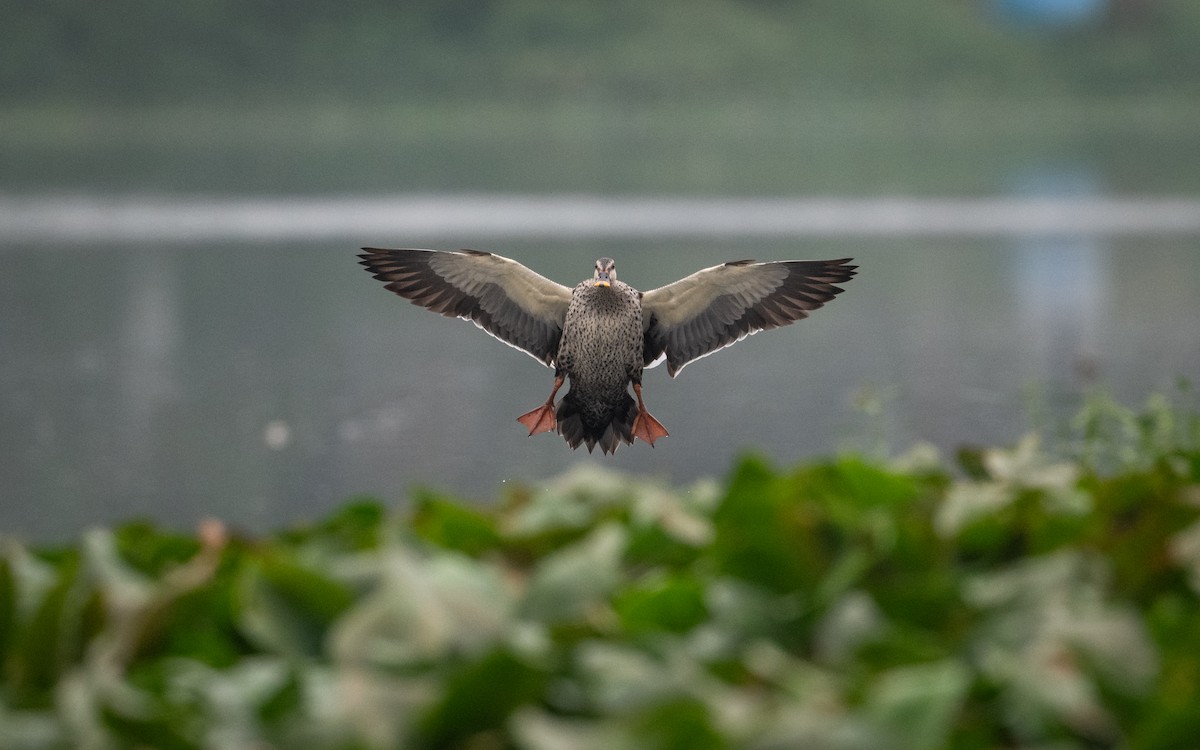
[994,0,1109,27]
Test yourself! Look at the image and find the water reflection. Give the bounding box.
[1,231,1198,540]
[1014,242,1109,387]
[1008,167,1110,394]
[118,250,182,497]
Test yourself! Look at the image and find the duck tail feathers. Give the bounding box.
[556,389,636,455]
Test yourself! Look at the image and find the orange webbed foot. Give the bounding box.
[631,410,669,446]
[631,382,668,446]
[517,403,558,436]
[518,375,565,437]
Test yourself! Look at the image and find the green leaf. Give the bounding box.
[6,551,82,705]
[412,648,546,748]
[864,659,971,750]
[710,456,810,593]
[329,547,514,670]
[112,522,201,578]
[521,524,626,624]
[410,493,502,557]
[623,524,703,570]
[613,574,707,634]
[236,554,355,657]
[631,698,726,750]
[0,706,66,750]
[279,499,386,553]
[0,551,15,672]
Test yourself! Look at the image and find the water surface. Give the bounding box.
[2,198,1198,539]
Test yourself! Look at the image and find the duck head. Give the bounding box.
[593,257,616,288]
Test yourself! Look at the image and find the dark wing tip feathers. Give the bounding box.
[813,257,857,281]
[721,257,856,276]
[800,256,857,279]
[358,249,481,321]
[358,247,565,368]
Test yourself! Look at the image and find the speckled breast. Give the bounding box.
[558,282,644,394]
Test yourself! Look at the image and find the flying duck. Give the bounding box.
[359,248,856,454]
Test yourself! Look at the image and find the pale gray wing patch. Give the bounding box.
[359,247,572,367]
[428,250,571,323]
[642,258,856,376]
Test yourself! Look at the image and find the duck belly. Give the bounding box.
[555,287,643,453]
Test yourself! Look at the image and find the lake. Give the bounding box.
[2,195,1198,539]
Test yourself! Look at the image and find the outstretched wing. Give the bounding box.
[641,258,856,376]
[359,247,572,367]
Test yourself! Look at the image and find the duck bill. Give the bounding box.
[595,280,611,287]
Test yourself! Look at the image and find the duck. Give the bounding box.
[359,248,856,454]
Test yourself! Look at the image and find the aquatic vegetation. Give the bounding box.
[2,394,1198,749]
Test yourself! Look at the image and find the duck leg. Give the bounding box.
[517,375,564,436]
[630,382,669,446]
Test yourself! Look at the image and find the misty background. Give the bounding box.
[2,0,1199,539]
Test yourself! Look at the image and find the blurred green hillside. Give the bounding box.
[4,1,1199,195]
[5,0,1200,104]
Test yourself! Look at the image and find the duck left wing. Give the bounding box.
[359,247,573,367]
[641,258,856,376]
